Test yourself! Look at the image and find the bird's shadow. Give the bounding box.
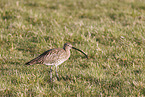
[60,75,73,81]
[44,74,76,83]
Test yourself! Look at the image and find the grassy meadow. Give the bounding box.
[0,0,145,96]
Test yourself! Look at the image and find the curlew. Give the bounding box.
[25,43,88,81]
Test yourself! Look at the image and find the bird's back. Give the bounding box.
[25,48,70,66]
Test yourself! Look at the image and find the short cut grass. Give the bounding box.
[0,0,145,96]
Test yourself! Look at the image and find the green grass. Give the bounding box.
[0,0,145,96]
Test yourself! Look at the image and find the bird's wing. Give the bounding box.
[25,48,66,65]
[44,48,66,64]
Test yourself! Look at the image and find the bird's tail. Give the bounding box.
[25,57,40,65]
[25,50,48,65]
[25,61,34,65]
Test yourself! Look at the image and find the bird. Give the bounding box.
[25,43,88,81]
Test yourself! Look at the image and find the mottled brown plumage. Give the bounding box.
[25,43,88,81]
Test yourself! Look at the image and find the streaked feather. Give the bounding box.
[25,48,69,65]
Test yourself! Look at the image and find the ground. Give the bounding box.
[0,0,145,96]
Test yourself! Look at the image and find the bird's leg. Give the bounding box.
[55,66,59,80]
[50,65,52,81]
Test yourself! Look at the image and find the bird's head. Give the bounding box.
[63,43,88,59]
[63,43,72,50]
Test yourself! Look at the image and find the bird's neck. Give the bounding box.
[63,47,71,55]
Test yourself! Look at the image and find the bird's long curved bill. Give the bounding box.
[72,47,88,59]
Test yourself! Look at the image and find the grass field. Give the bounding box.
[0,0,145,96]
